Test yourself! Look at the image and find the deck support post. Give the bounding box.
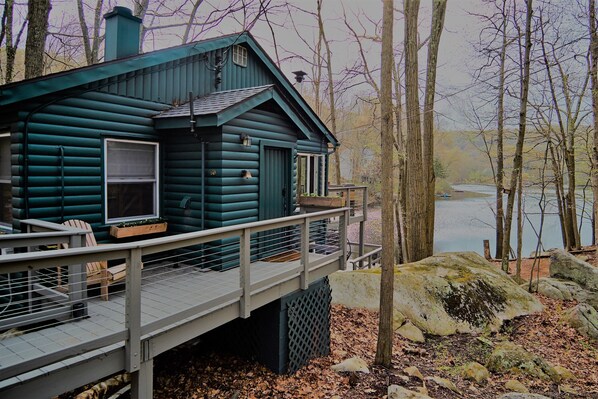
[126,248,142,373]
[239,228,251,318]
[300,217,311,289]
[68,233,87,317]
[340,209,349,270]
[131,358,153,399]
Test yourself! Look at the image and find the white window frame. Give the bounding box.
[232,45,248,67]
[297,153,324,196]
[104,138,159,223]
[0,133,11,231]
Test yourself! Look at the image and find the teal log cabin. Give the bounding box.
[0,6,338,240]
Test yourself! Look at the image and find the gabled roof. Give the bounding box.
[0,32,338,146]
[154,85,311,140]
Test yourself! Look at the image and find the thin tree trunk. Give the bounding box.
[25,0,51,79]
[393,62,407,263]
[501,0,533,272]
[3,0,16,83]
[590,0,598,250]
[495,0,508,258]
[374,0,395,368]
[77,0,92,64]
[317,0,341,185]
[404,0,427,262]
[182,0,203,44]
[423,0,447,256]
[516,169,523,280]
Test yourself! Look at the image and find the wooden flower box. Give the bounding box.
[110,222,167,238]
[298,196,345,208]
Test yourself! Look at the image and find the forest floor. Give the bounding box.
[145,255,598,399]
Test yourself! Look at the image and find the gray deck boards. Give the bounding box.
[0,258,304,381]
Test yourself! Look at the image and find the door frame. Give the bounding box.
[258,140,295,221]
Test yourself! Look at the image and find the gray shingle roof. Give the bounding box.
[154,85,274,119]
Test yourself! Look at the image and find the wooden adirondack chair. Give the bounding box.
[62,219,128,301]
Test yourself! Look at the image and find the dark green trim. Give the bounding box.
[258,139,294,221]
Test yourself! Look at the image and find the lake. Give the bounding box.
[434,184,594,256]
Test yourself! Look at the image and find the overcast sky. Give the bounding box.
[50,0,490,131]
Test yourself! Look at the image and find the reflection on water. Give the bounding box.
[434,184,593,256]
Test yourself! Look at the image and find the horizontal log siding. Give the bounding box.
[163,132,207,234]
[213,108,298,229]
[12,91,169,240]
[96,47,272,104]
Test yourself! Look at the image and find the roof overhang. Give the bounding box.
[154,85,312,140]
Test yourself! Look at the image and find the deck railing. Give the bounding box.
[0,207,349,382]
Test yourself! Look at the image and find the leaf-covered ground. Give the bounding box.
[151,295,598,399]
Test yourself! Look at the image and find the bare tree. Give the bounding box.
[77,0,104,65]
[1,0,27,83]
[589,0,598,249]
[501,0,533,272]
[374,0,395,368]
[423,0,447,253]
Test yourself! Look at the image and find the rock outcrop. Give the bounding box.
[565,303,598,339]
[550,249,598,291]
[486,342,559,382]
[330,252,543,335]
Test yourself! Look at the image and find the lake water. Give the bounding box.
[434,184,594,256]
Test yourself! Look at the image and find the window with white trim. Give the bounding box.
[105,139,159,222]
[297,153,324,196]
[0,133,11,228]
[232,45,248,67]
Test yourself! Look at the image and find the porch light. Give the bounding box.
[240,133,252,147]
[241,170,252,179]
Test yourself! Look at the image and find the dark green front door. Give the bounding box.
[259,146,291,258]
[261,147,291,220]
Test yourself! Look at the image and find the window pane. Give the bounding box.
[0,136,10,181]
[0,183,11,225]
[107,141,155,179]
[107,182,154,219]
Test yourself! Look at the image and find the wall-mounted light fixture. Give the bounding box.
[240,133,252,147]
[241,170,253,179]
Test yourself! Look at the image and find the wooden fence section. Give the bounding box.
[0,207,350,399]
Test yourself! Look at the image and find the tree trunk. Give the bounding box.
[404,0,427,262]
[495,0,508,258]
[317,0,341,185]
[393,62,407,263]
[423,0,447,256]
[590,0,598,249]
[516,169,523,280]
[501,0,533,272]
[24,0,51,79]
[374,0,395,368]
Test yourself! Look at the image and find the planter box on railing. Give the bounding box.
[298,196,345,208]
[110,222,167,238]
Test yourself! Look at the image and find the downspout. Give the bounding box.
[201,141,205,230]
[59,145,65,222]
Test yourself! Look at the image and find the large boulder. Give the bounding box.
[330,252,543,335]
[565,303,598,339]
[550,250,598,291]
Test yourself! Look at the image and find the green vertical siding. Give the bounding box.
[97,46,272,105]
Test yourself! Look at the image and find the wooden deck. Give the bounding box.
[0,250,340,399]
[0,207,350,398]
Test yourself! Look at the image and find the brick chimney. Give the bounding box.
[103,6,142,61]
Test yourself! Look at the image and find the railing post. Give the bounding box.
[239,228,251,318]
[340,209,349,270]
[300,217,311,290]
[359,187,368,269]
[126,248,142,373]
[68,232,87,317]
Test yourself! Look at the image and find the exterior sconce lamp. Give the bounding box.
[241,170,252,179]
[240,133,252,147]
